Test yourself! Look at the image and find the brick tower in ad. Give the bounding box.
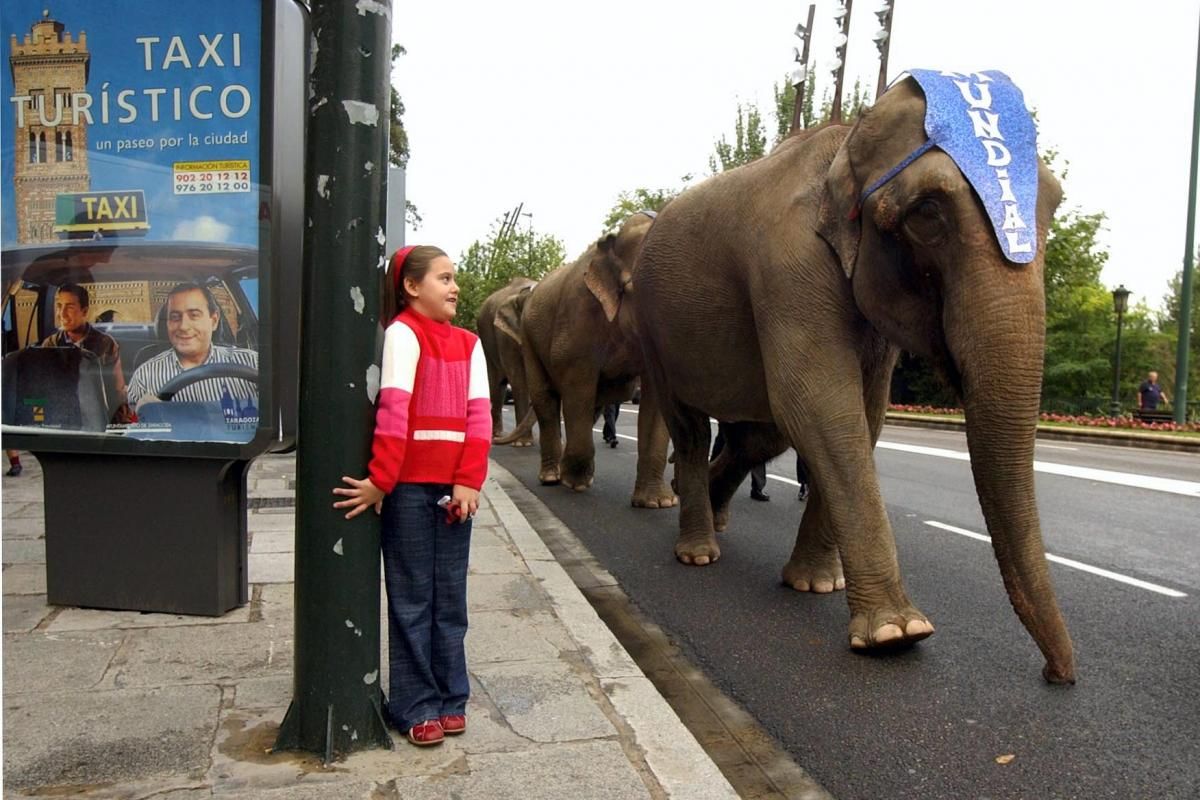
[9,9,90,243]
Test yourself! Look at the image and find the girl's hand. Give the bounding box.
[333,476,385,520]
[451,484,480,522]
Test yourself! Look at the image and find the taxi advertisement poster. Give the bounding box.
[1,1,263,443]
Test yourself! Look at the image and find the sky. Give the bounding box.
[393,0,1200,314]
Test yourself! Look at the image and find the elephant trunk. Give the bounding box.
[946,266,1075,685]
[494,407,537,445]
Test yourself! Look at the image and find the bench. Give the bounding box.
[1133,408,1174,423]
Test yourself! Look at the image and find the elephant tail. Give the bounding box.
[494,407,537,445]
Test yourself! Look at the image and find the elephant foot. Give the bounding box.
[675,531,720,566]
[510,439,534,448]
[781,553,845,594]
[561,474,594,492]
[631,483,678,509]
[713,506,730,532]
[847,603,935,650]
[538,466,561,485]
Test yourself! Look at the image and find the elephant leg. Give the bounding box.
[708,421,784,530]
[524,350,562,485]
[488,374,507,440]
[511,386,534,447]
[500,340,535,447]
[558,372,598,491]
[658,400,720,565]
[780,484,844,593]
[630,377,677,508]
[765,341,932,649]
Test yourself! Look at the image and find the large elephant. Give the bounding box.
[477,277,536,446]
[633,74,1074,684]
[502,212,675,508]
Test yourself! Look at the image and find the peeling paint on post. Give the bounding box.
[274,0,393,761]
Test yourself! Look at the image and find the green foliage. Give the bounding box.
[454,214,567,332]
[709,103,768,173]
[1157,261,1200,413]
[601,186,683,233]
[389,45,421,230]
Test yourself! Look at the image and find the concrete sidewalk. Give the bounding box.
[2,453,739,799]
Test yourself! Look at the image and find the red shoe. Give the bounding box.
[438,714,467,736]
[407,719,444,746]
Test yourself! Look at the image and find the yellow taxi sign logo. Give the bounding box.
[54,190,150,237]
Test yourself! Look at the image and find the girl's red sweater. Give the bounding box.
[367,307,491,494]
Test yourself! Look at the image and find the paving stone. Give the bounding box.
[466,610,567,665]
[3,501,44,519]
[2,594,52,634]
[473,659,614,743]
[104,623,291,689]
[248,552,294,584]
[386,740,652,799]
[2,684,219,794]
[250,478,289,492]
[467,544,525,575]
[1,517,46,539]
[2,537,45,564]
[466,573,549,613]
[249,529,294,554]
[469,524,509,550]
[246,512,295,531]
[48,603,251,633]
[603,676,740,800]
[2,630,125,694]
[232,675,293,709]
[2,564,46,595]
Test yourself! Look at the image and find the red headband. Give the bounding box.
[391,245,417,294]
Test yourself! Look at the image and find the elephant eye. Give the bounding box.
[902,197,948,246]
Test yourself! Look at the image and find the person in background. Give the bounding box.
[1137,370,1169,411]
[710,423,770,502]
[5,449,22,477]
[602,403,620,447]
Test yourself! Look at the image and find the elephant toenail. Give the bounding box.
[850,635,868,649]
[834,578,846,590]
[813,580,834,593]
[874,624,904,644]
[906,620,933,637]
[694,556,710,566]
[793,580,810,591]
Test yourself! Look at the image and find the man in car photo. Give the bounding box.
[126,281,258,418]
[39,282,133,423]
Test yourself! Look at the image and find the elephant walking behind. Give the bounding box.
[477,277,537,446]
[503,212,675,508]
[633,73,1074,684]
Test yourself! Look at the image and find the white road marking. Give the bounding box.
[877,441,1200,498]
[512,407,1200,497]
[923,520,1188,598]
[1036,443,1079,451]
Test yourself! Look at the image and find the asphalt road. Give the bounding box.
[493,404,1200,800]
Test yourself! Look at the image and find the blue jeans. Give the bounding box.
[381,483,473,731]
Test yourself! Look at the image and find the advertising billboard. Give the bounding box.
[2,1,265,444]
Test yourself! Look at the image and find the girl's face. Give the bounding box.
[405,255,459,322]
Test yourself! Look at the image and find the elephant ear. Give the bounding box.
[816,140,863,280]
[495,296,524,346]
[584,234,622,323]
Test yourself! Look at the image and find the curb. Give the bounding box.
[485,465,741,800]
[885,414,1200,453]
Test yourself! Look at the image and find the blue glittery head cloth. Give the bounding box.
[860,69,1040,264]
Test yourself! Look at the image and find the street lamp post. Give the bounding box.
[874,2,894,99]
[829,0,854,124]
[1109,284,1131,417]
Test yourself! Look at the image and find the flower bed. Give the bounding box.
[888,404,1200,433]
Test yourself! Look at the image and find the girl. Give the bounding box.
[333,245,491,747]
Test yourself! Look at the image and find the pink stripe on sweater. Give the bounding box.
[414,357,469,418]
[375,386,412,438]
[465,397,491,440]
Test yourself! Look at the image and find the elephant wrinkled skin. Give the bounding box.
[507,213,675,507]
[633,77,1074,684]
[477,277,536,446]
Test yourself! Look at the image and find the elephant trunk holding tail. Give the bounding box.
[477,277,537,446]
[515,212,675,507]
[633,73,1073,684]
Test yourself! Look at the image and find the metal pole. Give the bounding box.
[830,0,854,124]
[875,3,895,100]
[790,4,816,132]
[1175,10,1200,424]
[274,0,394,760]
[1110,308,1126,417]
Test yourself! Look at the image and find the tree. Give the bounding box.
[388,44,422,230]
[453,212,567,332]
[1157,260,1200,414]
[600,185,684,233]
[709,103,768,173]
